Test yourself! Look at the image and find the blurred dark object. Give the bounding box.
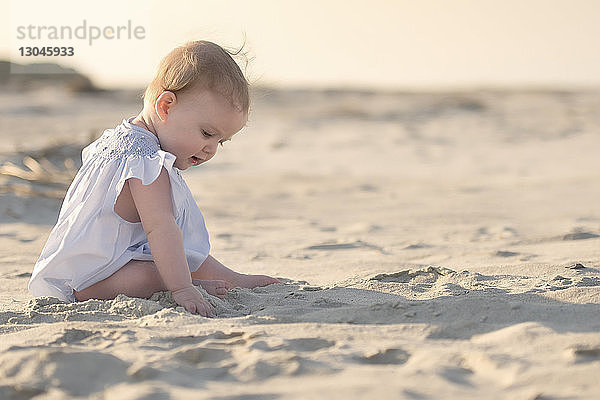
[0,60,101,93]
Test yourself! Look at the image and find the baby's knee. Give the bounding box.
[136,272,167,296]
[115,266,163,298]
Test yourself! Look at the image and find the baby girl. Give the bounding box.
[28,40,281,317]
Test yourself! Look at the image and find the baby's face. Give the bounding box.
[154,87,247,170]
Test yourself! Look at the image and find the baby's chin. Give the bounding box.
[174,156,205,170]
[173,160,190,170]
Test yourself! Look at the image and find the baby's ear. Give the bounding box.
[155,91,177,121]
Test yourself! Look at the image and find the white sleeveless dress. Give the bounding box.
[28,117,211,302]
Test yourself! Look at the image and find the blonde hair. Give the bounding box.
[142,40,249,113]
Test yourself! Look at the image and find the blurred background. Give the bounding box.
[2,0,600,90]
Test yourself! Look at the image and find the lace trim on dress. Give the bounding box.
[95,128,160,160]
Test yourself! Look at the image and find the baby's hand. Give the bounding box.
[171,286,216,317]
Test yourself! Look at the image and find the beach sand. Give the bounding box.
[1,85,599,399]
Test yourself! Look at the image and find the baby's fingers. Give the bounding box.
[198,301,216,318]
[183,301,213,317]
[183,302,197,315]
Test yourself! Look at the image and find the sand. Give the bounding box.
[1,85,599,399]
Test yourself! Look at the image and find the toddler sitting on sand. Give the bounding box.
[28,40,281,317]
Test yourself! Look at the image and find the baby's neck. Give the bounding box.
[131,112,158,137]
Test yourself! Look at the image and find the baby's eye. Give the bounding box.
[202,130,213,138]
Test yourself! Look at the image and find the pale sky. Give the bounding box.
[3,0,600,90]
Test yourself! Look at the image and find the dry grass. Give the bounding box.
[0,148,80,199]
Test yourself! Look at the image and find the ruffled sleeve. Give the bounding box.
[115,149,176,194]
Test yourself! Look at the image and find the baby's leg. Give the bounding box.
[73,260,165,301]
[73,260,230,301]
[192,255,282,289]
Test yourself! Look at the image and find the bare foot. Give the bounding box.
[230,274,282,289]
[191,255,282,290]
[192,279,233,299]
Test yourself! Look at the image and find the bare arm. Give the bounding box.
[129,168,214,316]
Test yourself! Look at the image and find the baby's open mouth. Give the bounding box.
[190,156,203,165]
